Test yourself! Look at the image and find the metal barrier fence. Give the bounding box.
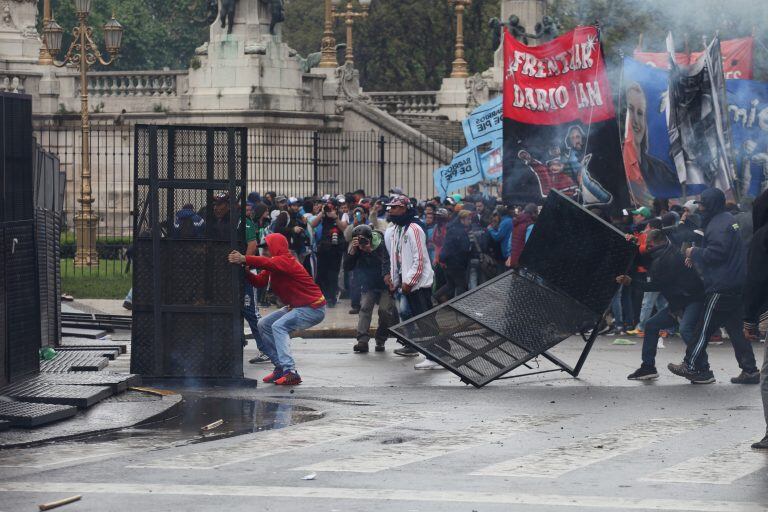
[33,121,462,277]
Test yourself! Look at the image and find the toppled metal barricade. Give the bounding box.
[390,191,636,387]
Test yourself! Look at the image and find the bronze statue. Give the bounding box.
[532,15,559,43]
[508,15,529,45]
[220,0,238,34]
[262,0,285,35]
[489,14,528,48]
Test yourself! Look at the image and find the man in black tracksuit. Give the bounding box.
[616,229,705,381]
[669,188,760,384]
[743,190,768,450]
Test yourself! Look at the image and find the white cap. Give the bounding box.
[683,200,698,213]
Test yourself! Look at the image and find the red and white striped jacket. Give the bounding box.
[384,222,434,292]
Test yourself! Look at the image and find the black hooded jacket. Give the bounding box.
[635,241,705,312]
[743,189,768,327]
[689,188,747,294]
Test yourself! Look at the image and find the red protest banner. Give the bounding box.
[503,25,616,126]
[634,37,754,79]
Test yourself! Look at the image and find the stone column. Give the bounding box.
[0,0,41,62]
[187,0,304,112]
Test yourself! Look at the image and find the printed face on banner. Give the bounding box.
[622,57,768,203]
[503,27,628,210]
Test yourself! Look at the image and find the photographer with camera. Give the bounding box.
[344,225,398,353]
[315,199,348,307]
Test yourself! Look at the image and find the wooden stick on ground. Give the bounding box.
[39,495,82,511]
[200,419,224,432]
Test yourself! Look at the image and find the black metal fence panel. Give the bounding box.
[36,209,61,348]
[390,191,636,387]
[391,271,598,387]
[0,93,34,223]
[32,123,460,278]
[131,125,246,379]
[519,191,637,316]
[2,221,41,383]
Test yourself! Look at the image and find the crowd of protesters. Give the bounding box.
[134,180,768,448]
[226,184,541,375]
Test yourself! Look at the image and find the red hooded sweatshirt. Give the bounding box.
[245,233,326,309]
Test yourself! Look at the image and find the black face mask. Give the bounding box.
[388,212,413,226]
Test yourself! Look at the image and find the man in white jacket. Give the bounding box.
[384,195,443,370]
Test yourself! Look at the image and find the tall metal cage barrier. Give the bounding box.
[130,125,247,380]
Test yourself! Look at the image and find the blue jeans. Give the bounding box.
[243,282,262,348]
[638,292,668,331]
[257,305,326,372]
[641,303,703,368]
[611,285,634,329]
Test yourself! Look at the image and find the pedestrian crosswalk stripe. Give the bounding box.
[0,481,765,511]
[296,414,570,473]
[128,411,419,470]
[641,441,768,485]
[471,417,714,478]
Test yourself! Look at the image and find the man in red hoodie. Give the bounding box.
[228,233,326,385]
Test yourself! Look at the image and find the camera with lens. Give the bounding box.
[323,204,334,213]
[358,237,371,247]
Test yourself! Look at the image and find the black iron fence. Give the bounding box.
[33,120,463,278]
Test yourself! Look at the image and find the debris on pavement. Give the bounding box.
[200,419,224,432]
[38,495,82,511]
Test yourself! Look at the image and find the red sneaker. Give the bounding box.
[262,368,284,384]
[274,370,302,386]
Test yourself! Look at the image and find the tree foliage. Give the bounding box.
[50,0,209,71]
[48,0,767,85]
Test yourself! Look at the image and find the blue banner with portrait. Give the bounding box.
[623,57,768,200]
[434,144,483,199]
[462,96,503,146]
[727,80,768,198]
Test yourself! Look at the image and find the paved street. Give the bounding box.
[0,335,766,512]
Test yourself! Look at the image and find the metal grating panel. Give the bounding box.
[55,347,120,360]
[16,372,140,393]
[131,125,246,379]
[0,226,6,386]
[519,191,637,315]
[391,272,598,387]
[0,400,77,427]
[0,382,113,409]
[4,221,41,382]
[40,351,109,373]
[390,190,636,387]
[1,93,34,223]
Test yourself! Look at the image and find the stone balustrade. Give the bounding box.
[0,72,30,94]
[78,70,187,98]
[368,91,439,116]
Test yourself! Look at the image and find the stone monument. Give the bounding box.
[0,0,41,62]
[187,0,305,111]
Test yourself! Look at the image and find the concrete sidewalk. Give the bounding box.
[70,298,376,338]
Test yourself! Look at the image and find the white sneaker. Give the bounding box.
[657,337,665,349]
[414,359,444,370]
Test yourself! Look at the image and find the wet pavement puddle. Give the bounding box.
[0,394,323,468]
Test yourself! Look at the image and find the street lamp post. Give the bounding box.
[449,0,471,78]
[332,0,371,66]
[41,1,124,268]
[319,0,338,68]
[38,0,53,65]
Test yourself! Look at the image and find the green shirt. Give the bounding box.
[245,218,258,243]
